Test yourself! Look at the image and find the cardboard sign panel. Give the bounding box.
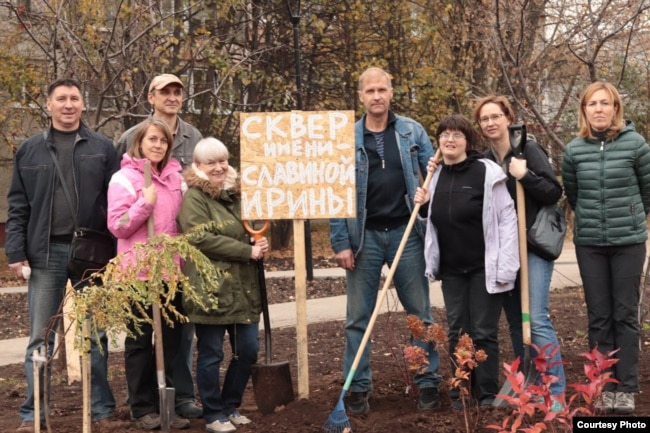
[240,111,356,220]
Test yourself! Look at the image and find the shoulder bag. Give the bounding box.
[527,203,566,261]
[49,148,116,279]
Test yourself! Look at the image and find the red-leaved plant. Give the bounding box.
[404,315,621,433]
[404,315,487,433]
[487,346,619,433]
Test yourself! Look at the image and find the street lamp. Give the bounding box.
[287,0,314,281]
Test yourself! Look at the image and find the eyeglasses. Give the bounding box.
[479,113,505,124]
[439,132,465,141]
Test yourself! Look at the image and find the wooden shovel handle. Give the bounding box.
[144,161,155,238]
[144,161,167,390]
[516,180,531,345]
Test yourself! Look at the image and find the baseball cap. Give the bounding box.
[149,74,184,92]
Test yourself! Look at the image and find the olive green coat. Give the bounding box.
[177,167,261,325]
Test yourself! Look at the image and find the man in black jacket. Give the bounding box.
[5,77,125,433]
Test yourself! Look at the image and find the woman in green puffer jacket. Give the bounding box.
[177,137,269,433]
[562,81,650,415]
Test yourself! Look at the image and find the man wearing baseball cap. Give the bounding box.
[116,73,202,168]
[115,73,203,421]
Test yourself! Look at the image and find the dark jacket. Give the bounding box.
[177,167,261,325]
[484,139,563,229]
[562,121,650,246]
[484,139,563,259]
[5,125,120,267]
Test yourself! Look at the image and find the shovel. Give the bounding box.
[493,124,538,407]
[245,220,296,414]
[144,161,176,431]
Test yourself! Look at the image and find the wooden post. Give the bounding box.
[293,219,309,398]
[33,349,41,433]
[82,318,91,433]
[63,282,81,384]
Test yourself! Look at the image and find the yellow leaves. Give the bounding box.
[71,222,225,353]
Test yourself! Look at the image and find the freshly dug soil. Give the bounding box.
[1,246,649,432]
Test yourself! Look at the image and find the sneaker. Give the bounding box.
[346,391,370,415]
[135,413,161,430]
[594,391,615,414]
[532,395,563,413]
[170,415,191,429]
[228,410,252,425]
[417,387,442,411]
[614,392,635,414]
[206,418,237,433]
[550,400,564,413]
[177,401,203,419]
[16,421,34,433]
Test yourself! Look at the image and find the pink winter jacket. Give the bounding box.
[107,154,183,276]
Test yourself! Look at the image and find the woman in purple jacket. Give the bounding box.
[107,119,189,430]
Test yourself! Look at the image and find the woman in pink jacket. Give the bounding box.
[107,118,189,431]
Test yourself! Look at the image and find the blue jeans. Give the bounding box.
[527,252,566,396]
[20,242,115,422]
[195,323,259,423]
[503,251,566,395]
[344,226,441,392]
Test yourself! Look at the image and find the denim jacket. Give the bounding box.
[330,112,434,256]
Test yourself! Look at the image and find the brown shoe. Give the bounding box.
[93,416,131,431]
[16,421,35,433]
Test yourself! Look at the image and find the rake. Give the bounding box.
[322,155,437,433]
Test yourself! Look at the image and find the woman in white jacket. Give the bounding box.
[415,114,519,409]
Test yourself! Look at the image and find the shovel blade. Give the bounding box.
[251,361,295,414]
[492,359,539,407]
[159,387,176,432]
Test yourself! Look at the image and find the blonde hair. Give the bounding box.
[358,67,392,91]
[577,81,624,139]
[128,119,174,172]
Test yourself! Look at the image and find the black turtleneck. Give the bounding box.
[50,128,78,239]
[591,128,610,141]
[430,151,486,277]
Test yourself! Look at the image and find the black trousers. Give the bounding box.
[124,289,184,418]
[502,282,525,363]
[575,242,645,393]
[441,270,504,401]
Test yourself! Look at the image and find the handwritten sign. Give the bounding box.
[240,110,356,220]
